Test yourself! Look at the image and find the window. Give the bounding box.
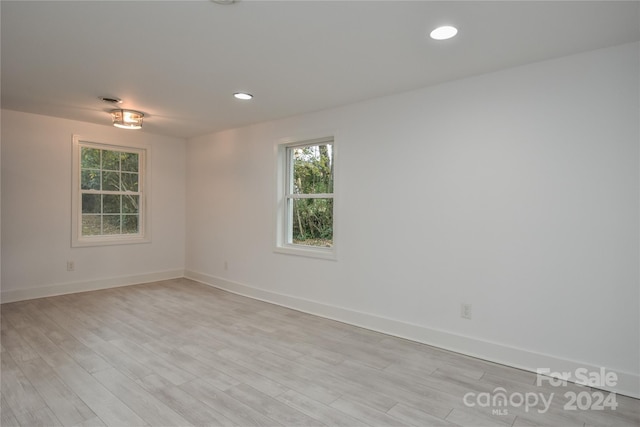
[276,137,335,259]
[72,136,150,247]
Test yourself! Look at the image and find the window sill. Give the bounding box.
[72,235,151,248]
[274,244,336,260]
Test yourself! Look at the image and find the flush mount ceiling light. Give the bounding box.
[110,109,144,130]
[430,25,458,40]
[233,92,253,100]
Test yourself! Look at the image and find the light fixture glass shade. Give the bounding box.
[111,109,144,129]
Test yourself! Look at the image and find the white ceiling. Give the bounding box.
[2,1,639,139]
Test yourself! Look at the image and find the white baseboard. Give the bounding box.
[185,269,640,399]
[0,269,184,303]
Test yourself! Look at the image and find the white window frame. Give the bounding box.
[71,135,151,247]
[275,136,336,260]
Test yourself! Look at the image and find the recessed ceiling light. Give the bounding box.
[430,25,458,40]
[234,92,253,100]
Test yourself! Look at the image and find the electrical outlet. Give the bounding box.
[67,261,75,271]
[461,303,472,320]
[224,261,229,271]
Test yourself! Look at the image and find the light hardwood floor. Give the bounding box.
[1,278,638,427]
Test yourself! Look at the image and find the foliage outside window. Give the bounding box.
[72,137,149,247]
[277,137,335,259]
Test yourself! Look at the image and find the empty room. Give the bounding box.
[1,1,639,426]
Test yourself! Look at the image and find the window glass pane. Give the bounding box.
[121,172,138,192]
[121,152,139,172]
[82,194,101,213]
[102,150,120,171]
[82,215,101,235]
[103,215,121,234]
[122,195,139,213]
[291,198,333,247]
[103,195,121,213]
[292,144,333,194]
[81,147,101,169]
[81,169,100,190]
[122,215,139,234]
[102,171,120,191]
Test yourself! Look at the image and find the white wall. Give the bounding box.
[1,110,186,301]
[185,42,639,396]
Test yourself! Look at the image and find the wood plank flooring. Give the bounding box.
[1,278,638,426]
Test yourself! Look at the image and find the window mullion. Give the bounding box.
[287,193,334,199]
[80,190,140,195]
